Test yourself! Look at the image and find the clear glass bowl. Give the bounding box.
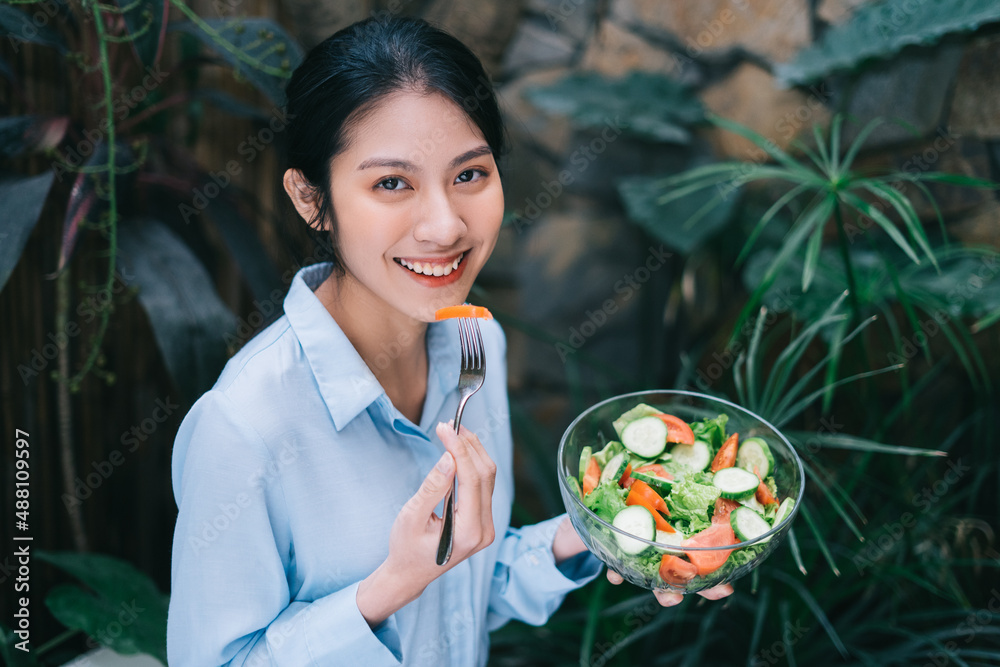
[557,390,805,594]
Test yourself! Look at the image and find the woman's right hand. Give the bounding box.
[356,422,497,627]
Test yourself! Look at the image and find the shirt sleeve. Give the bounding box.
[168,390,403,666]
[486,514,604,631]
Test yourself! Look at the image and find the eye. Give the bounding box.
[455,169,487,184]
[375,177,407,191]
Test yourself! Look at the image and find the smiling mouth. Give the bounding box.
[394,252,466,277]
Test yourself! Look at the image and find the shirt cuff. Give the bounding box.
[490,514,604,627]
[299,581,403,664]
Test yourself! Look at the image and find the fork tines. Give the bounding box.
[457,317,485,371]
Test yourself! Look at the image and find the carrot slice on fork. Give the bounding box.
[434,305,493,320]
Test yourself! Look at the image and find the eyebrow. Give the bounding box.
[356,145,493,171]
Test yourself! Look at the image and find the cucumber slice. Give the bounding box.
[565,475,582,500]
[731,506,773,542]
[772,497,796,527]
[599,452,629,486]
[578,446,592,485]
[654,527,685,550]
[739,494,767,515]
[621,416,668,458]
[611,505,655,555]
[670,440,712,471]
[712,467,759,500]
[630,470,674,496]
[612,403,662,439]
[736,437,774,479]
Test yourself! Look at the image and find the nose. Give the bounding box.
[412,186,466,247]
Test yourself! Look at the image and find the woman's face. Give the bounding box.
[320,89,504,323]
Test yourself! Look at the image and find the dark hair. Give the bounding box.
[282,16,509,273]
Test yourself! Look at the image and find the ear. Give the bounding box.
[283,168,326,231]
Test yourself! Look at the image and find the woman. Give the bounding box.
[168,16,730,666]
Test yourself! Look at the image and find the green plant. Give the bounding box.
[1,0,301,653]
[745,243,1000,390]
[489,95,999,667]
[0,551,169,665]
[1,0,301,395]
[648,114,996,341]
[522,71,705,145]
[490,293,1000,666]
[776,0,1000,86]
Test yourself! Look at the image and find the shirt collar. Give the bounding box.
[284,262,461,433]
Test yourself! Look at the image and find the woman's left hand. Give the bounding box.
[606,568,734,606]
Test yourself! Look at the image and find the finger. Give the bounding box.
[454,424,498,520]
[606,569,624,585]
[436,423,486,538]
[697,583,734,600]
[437,422,483,474]
[400,451,455,520]
[438,423,496,492]
[653,589,683,607]
[456,423,494,469]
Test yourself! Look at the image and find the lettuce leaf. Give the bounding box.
[666,475,720,534]
[691,414,729,451]
[584,481,627,524]
[594,441,625,467]
[632,550,664,581]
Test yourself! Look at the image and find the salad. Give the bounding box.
[564,403,796,588]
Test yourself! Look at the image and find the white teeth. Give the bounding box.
[398,252,464,277]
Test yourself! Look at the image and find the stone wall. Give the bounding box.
[477,0,1000,414]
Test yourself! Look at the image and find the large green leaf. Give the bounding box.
[116,217,236,401]
[0,171,54,292]
[0,4,67,53]
[616,171,739,253]
[745,245,1000,325]
[777,0,1000,85]
[522,71,704,143]
[169,17,303,104]
[37,551,167,665]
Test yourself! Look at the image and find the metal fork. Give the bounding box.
[436,317,486,566]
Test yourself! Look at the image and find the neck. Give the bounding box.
[314,271,429,422]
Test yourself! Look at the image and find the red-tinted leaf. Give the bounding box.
[0,116,68,158]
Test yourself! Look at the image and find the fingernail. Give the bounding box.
[436,452,453,473]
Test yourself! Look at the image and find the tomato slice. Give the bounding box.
[633,463,673,480]
[626,480,673,531]
[682,522,738,575]
[659,554,698,585]
[582,457,601,496]
[754,466,779,505]
[712,497,741,524]
[710,432,739,472]
[655,413,695,445]
[434,305,493,320]
[619,463,634,488]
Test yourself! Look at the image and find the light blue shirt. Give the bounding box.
[168,262,602,666]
